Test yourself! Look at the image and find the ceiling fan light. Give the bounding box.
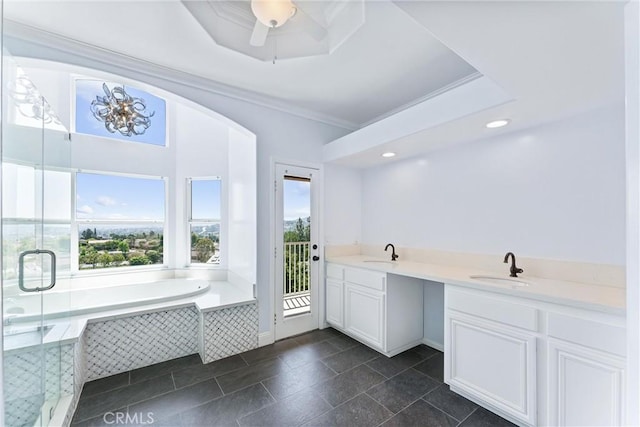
[251,0,296,28]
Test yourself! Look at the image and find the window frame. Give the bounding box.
[187,177,222,268]
[73,170,168,273]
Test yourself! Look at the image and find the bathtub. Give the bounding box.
[4,279,210,324]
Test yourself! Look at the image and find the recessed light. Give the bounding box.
[486,119,511,129]
[381,152,396,158]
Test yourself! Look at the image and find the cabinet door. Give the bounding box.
[326,278,344,329]
[344,283,385,350]
[446,312,536,425]
[547,339,625,426]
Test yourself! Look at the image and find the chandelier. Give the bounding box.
[90,83,154,137]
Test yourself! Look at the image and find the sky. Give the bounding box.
[75,79,166,145]
[76,174,222,222]
[283,179,310,221]
[76,173,165,221]
[192,179,221,220]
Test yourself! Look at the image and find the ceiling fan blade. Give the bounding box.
[250,20,270,46]
[294,4,327,41]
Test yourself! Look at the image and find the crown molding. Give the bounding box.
[3,20,359,132]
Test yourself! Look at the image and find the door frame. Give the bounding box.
[269,158,324,342]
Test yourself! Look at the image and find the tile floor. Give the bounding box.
[71,328,516,427]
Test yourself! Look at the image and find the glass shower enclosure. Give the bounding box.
[1,49,74,425]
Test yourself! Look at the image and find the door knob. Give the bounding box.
[312,256,320,261]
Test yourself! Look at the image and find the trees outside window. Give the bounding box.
[76,172,165,270]
[189,178,221,265]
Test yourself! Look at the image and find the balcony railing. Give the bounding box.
[283,241,310,296]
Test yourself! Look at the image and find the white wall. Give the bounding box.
[360,106,626,265]
[228,127,257,287]
[625,0,640,424]
[173,102,232,270]
[323,163,362,246]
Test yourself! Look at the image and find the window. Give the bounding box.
[2,163,72,280]
[76,172,165,270]
[74,79,167,146]
[189,178,221,265]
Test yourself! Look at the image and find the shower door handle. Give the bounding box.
[18,249,57,292]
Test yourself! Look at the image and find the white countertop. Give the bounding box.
[326,255,625,315]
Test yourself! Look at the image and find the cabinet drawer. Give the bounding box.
[547,312,625,357]
[447,288,538,332]
[344,267,385,291]
[326,263,344,280]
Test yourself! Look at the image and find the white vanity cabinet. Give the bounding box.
[444,285,626,427]
[545,311,626,426]
[445,287,538,426]
[326,263,345,328]
[325,263,423,356]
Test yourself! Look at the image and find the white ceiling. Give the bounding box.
[3,0,477,130]
[3,1,626,168]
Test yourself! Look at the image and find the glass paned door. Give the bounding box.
[2,53,72,427]
[274,164,320,340]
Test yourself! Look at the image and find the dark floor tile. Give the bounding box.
[366,349,427,378]
[293,328,341,345]
[262,360,337,400]
[304,394,393,427]
[381,399,458,427]
[71,408,127,426]
[367,368,440,413]
[139,413,183,427]
[312,364,385,407]
[128,378,223,421]
[414,352,444,382]
[424,384,479,421]
[458,407,516,427]
[179,383,274,426]
[279,340,341,368]
[326,334,360,351]
[81,372,130,398]
[321,344,379,374]
[130,354,201,384]
[75,375,175,422]
[240,338,300,365]
[173,354,247,389]
[238,389,331,426]
[216,357,290,394]
[413,345,441,360]
[75,410,168,427]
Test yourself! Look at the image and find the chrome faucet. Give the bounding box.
[504,252,523,277]
[385,243,399,261]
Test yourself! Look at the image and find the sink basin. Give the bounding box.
[469,275,530,287]
[363,260,395,265]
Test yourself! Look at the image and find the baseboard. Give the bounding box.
[422,337,444,352]
[258,330,274,347]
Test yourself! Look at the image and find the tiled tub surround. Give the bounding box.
[71,328,516,427]
[3,343,75,427]
[6,280,257,427]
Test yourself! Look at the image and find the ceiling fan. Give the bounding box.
[249,0,327,47]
